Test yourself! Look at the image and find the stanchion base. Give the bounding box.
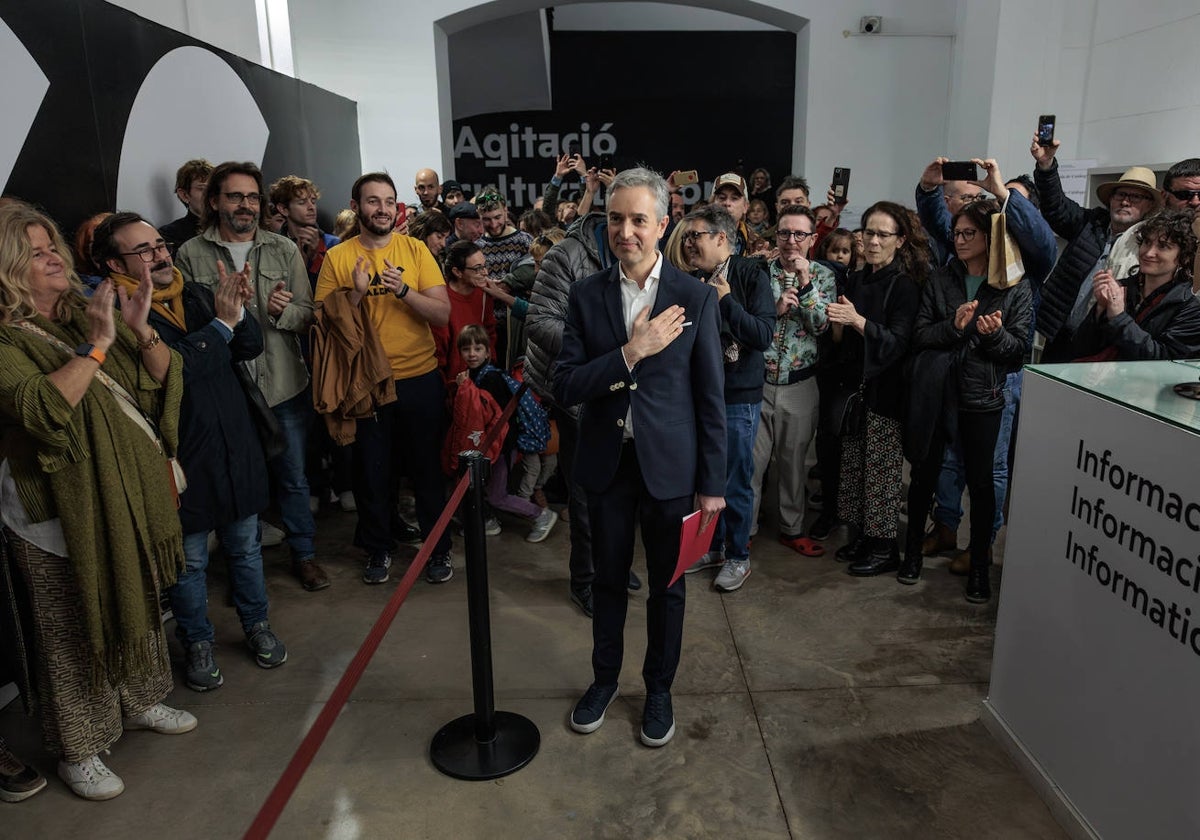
[430,711,540,780]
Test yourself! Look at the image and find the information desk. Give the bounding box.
[986,362,1200,840]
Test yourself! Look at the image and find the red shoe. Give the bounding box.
[780,535,826,557]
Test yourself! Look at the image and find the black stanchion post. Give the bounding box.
[430,450,540,780]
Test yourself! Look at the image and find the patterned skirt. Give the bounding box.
[836,410,904,539]
[3,529,172,762]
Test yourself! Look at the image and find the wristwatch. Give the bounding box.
[395,283,410,299]
[75,343,106,365]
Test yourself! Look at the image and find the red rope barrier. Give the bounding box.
[244,384,528,839]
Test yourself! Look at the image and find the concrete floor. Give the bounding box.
[1,496,1066,839]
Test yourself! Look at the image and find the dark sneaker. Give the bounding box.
[570,586,594,618]
[246,621,288,669]
[570,683,619,734]
[185,640,223,692]
[640,692,675,747]
[363,552,391,585]
[808,511,838,541]
[426,552,453,584]
[0,739,46,803]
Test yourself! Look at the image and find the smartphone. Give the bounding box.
[941,160,979,182]
[599,152,614,171]
[1037,114,1056,147]
[831,167,851,201]
[394,202,408,228]
[675,169,699,186]
[567,141,581,158]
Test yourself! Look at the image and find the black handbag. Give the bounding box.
[835,384,866,438]
[234,363,288,461]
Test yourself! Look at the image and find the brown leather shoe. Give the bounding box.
[921,522,958,556]
[949,547,992,576]
[293,558,330,591]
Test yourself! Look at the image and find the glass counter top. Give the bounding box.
[1029,361,1200,435]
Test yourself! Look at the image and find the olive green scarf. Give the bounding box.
[0,304,184,687]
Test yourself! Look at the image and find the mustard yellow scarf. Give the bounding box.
[110,267,187,333]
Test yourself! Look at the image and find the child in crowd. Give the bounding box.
[746,199,770,236]
[816,227,860,270]
[454,325,558,543]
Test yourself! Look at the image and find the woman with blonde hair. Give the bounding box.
[0,204,194,801]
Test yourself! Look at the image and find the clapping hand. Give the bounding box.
[351,256,371,297]
[827,295,865,332]
[976,310,1004,335]
[116,258,155,338]
[954,300,979,330]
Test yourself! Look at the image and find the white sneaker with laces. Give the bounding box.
[57,754,124,801]
[123,703,198,735]
[526,508,559,543]
[685,549,725,575]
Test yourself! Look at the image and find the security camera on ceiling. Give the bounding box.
[859,16,883,35]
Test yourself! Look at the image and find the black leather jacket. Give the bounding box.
[912,261,1032,412]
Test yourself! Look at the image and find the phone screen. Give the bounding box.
[1037,115,1056,146]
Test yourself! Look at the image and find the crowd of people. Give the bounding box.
[2,135,1200,797]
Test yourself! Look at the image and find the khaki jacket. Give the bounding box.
[176,226,314,407]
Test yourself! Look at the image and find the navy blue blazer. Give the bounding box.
[553,260,726,500]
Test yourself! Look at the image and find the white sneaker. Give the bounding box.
[338,491,357,512]
[123,703,198,735]
[526,508,558,543]
[57,754,124,801]
[484,516,502,536]
[714,558,751,592]
[260,522,286,548]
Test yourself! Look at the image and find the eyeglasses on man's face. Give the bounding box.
[222,191,263,206]
[776,229,814,243]
[120,242,171,263]
[682,229,720,244]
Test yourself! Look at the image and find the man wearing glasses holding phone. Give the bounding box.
[176,161,323,593]
[1030,137,1162,362]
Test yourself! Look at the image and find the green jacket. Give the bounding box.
[176,226,314,407]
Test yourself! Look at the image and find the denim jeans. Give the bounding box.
[931,371,1021,539]
[269,391,317,560]
[171,514,269,646]
[712,401,761,562]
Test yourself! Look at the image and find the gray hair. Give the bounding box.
[682,205,736,241]
[609,166,670,221]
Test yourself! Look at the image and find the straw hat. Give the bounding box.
[1095,166,1162,208]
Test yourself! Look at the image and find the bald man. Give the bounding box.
[414,168,444,212]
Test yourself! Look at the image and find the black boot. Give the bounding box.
[897,552,922,584]
[848,538,900,577]
[835,532,870,563]
[965,566,991,603]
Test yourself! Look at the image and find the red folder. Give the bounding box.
[671,509,712,586]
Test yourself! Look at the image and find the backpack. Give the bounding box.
[478,363,551,454]
[441,377,506,475]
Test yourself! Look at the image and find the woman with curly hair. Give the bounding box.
[1071,208,1200,360]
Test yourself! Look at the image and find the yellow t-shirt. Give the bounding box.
[315,234,445,380]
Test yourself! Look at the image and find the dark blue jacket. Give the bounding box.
[553,260,727,500]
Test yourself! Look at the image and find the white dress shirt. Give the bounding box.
[617,252,663,439]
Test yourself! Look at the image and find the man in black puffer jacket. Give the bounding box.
[1031,136,1159,362]
[526,213,639,615]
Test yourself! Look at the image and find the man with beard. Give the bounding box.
[315,173,453,585]
[95,212,288,689]
[176,161,325,593]
[414,168,445,214]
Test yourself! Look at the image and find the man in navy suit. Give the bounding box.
[553,167,726,748]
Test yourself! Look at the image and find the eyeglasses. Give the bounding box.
[863,229,900,241]
[950,228,979,242]
[119,243,171,263]
[776,230,814,242]
[682,229,721,243]
[1167,189,1200,202]
[223,191,263,205]
[462,264,489,274]
[1112,189,1151,204]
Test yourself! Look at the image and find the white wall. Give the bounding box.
[287,0,957,208]
[106,0,264,64]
